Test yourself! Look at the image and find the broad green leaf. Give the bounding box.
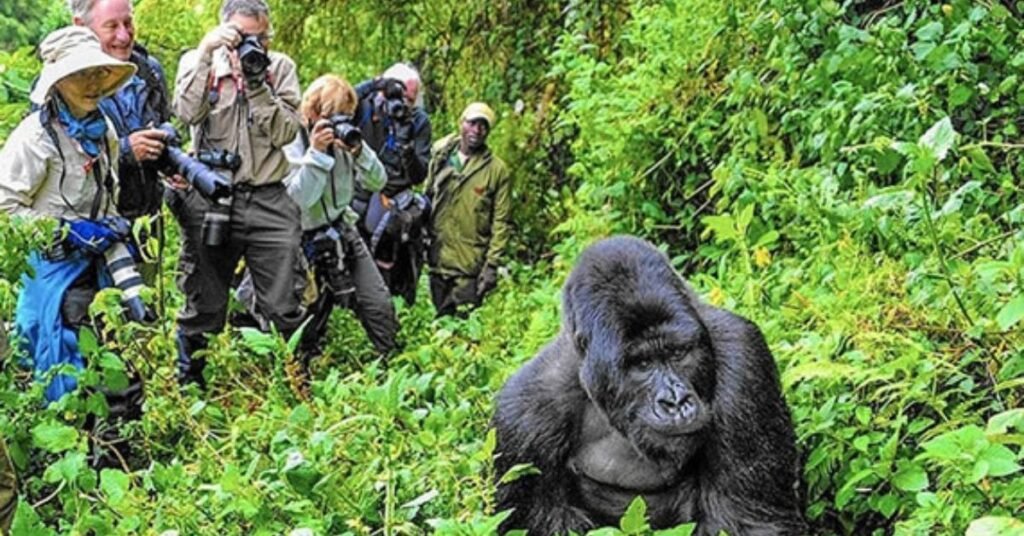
[31,421,78,453]
[915,21,944,42]
[42,451,86,484]
[969,459,989,483]
[77,327,99,356]
[619,496,649,534]
[239,327,276,356]
[654,524,697,536]
[400,489,439,509]
[978,444,1022,477]
[918,117,956,162]
[967,147,995,174]
[702,215,738,243]
[949,85,973,108]
[10,499,58,536]
[499,463,541,484]
[995,295,1024,332]
[100,468,130,506]
[986,409,1024,435]
[891,463,929,491]
[965,516,1024,536]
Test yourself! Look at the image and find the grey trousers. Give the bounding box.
[239,222,398,355]
[167,183,306,346]
[336,223,398,354]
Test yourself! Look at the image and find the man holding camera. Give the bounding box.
[171,0,304,387]
[352,63,432,304]
[69,0,177,220]
[426,102,511,316]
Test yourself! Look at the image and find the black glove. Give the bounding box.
[476,265,498,299]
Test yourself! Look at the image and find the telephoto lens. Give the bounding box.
[102,242,147,322]
[154,122,234,201]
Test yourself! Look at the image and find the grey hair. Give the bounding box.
[220,0,270,22]
[67,0,97,23]
[382,62,425,108]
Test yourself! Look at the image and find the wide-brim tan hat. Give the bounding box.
[460,102,496,127]
[30,26,137,105]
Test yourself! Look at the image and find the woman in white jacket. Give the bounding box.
[241,74,398,360]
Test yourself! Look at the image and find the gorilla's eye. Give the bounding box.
[630,355,655,370]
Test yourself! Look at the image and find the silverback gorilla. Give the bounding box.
[492,236,805,535]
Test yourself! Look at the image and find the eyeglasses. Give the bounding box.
[68,66,113,82]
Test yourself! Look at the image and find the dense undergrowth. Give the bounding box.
[0,0,1022,534]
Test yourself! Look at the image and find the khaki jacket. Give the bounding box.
[0,110,119,220]
[173,47,301,186]
[427,133,511,277]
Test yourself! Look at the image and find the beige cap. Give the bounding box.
[460,102,496,127]
[30,26,137,105]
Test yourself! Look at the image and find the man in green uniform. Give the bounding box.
[426,102,511,316]
[0,439,15,534]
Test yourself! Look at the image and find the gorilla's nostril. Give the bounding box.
[680,397,697,419]
[657,397,679,413]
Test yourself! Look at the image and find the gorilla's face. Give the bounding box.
[579,314,715,460]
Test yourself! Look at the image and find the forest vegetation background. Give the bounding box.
[0,0,1022,534]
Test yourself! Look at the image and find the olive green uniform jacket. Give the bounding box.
[427,134,511,278]
[0,439,15,534]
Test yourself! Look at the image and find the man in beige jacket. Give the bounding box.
[169,0,304,387]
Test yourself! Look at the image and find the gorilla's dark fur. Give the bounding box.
[492,236,805,535]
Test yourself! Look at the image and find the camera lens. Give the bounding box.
[103,242,147,322]
[202,202,231,247]
[333,123,362,147]
[237,35,270,77]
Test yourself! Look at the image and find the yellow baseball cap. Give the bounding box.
[460,102,496,127]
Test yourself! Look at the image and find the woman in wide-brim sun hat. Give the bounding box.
[0,25,138,404]
[1,24,136,219]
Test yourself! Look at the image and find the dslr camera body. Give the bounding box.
[307,227,356,308]
[380,79,410,123]
[237,34,271,83]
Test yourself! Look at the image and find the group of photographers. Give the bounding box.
[0,0,510,503]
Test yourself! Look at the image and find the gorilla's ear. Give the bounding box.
[564,287,587,355]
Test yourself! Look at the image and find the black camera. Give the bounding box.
[154,123,234,202]
[328,114,362,147]
[381,79,410,123]
[202,200,231,247]
[307,228,355,307]
[237,34,270,79]
[197,149,242,172]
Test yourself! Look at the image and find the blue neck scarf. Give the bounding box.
[56,97,108,158]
